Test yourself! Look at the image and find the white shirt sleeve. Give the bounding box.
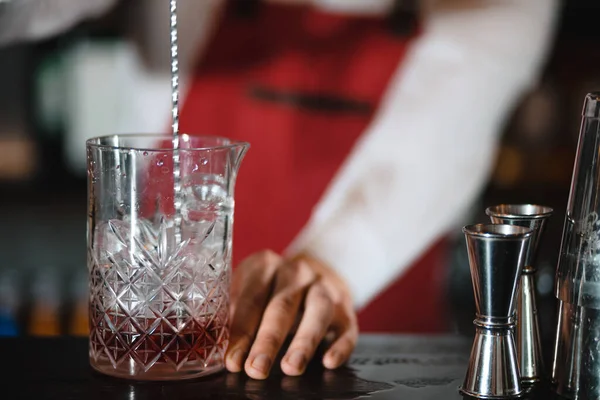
[0,0,117,46]
[287,0,560,309]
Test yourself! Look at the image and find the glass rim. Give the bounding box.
[86,133,250,153]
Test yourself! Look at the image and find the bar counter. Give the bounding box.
[1,334,561,399]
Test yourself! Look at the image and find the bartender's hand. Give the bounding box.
[225,250,358,380]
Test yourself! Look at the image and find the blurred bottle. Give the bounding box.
[0,46,38,183]
[69,269,88,336]
[491,82,566,189]
[29,268,61,336]
[0,268,21,336]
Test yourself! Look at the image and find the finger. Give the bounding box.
[323,305,358,370]
[229,251,266,317]
[229,264,247,318]
[229,265,244,309]
[244,261,316,380]
[225,250,281,373]
[281,282,334,376]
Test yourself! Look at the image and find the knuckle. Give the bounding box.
[286,260,316,283]
[249,291,266,310]
[293,334,320,350]
[256,249,279,265]
[311,284,332,304]
[231,330,254,347]
[257,331,283,351]
[273,293,298,314]
[342,332,358,348]
[335,299,355,320]
[338,315,358,337]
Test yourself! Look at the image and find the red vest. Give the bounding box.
[179,1,449,332]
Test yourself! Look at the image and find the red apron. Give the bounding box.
[179,1,449,332]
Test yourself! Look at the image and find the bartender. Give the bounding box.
[0,0,558,380]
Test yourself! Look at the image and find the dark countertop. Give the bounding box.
[2,334,561,399]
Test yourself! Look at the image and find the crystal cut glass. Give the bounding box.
[86,134,248,380]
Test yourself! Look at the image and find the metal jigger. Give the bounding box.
[486,204,553,386]
[460,224,533,399]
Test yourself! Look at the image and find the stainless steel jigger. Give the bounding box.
[460,224,533,399]
[486,204,553,386]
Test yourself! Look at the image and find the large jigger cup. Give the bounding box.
[486,204,553,385]
[460,224,533,399]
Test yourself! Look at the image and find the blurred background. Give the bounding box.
[0,0,596,339]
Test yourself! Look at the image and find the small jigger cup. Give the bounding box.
[460,224,533,399]
[486,204,553,386]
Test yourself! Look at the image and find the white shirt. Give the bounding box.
[0,0,560,309]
